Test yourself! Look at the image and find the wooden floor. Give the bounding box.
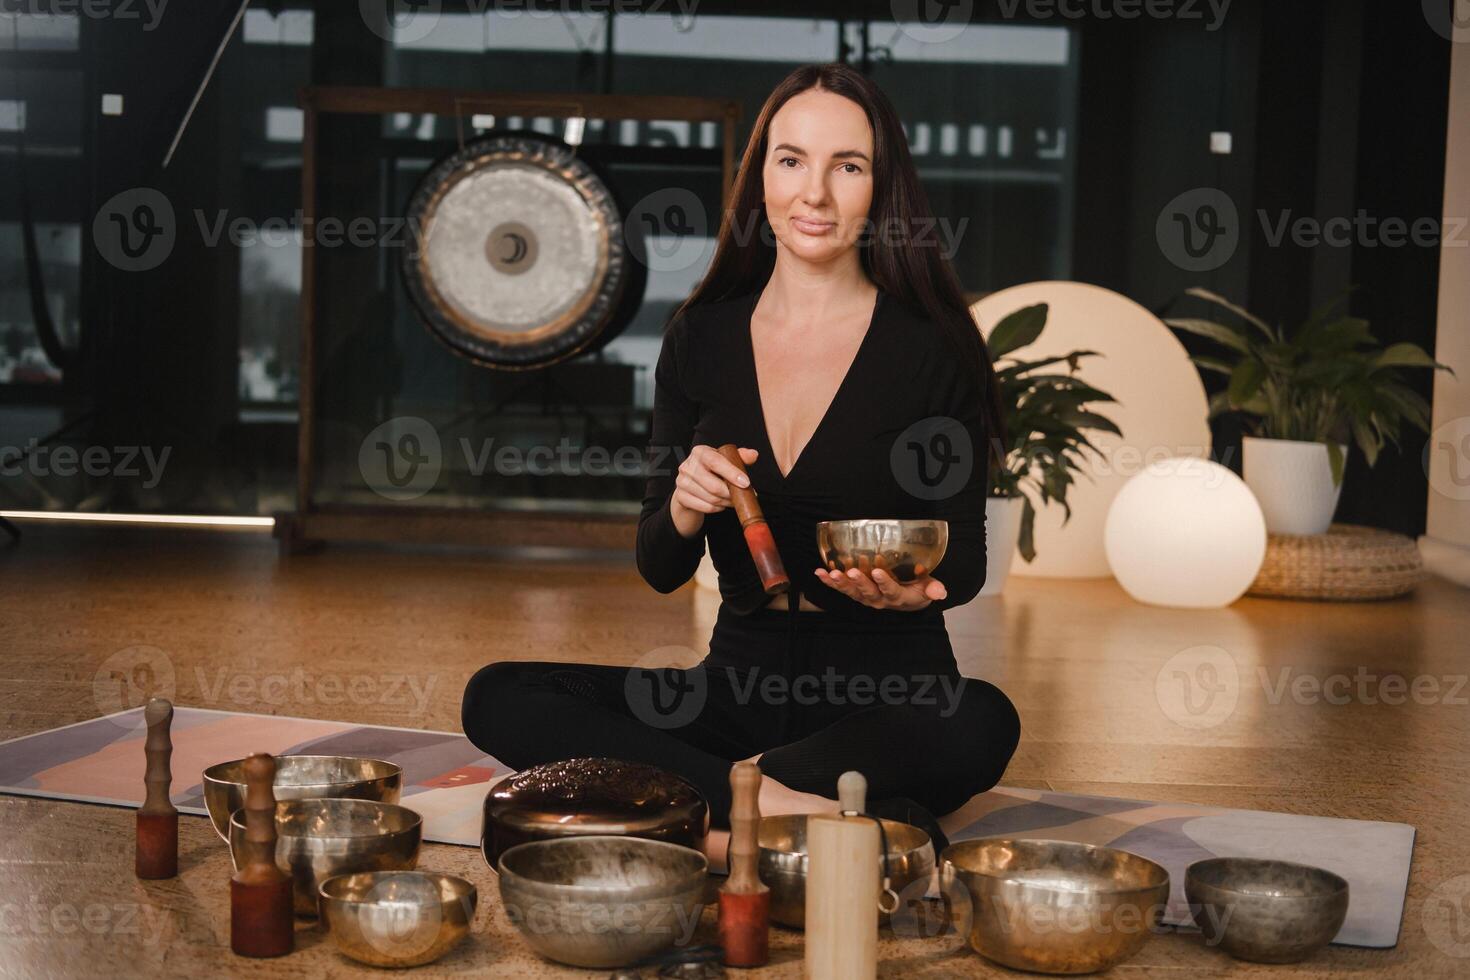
[1,523,1466,978]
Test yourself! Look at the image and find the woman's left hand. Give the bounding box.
[813,566,947,611]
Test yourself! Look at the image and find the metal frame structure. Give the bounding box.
[277,85,740,555]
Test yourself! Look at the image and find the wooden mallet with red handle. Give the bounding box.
[134,697,177,879]
[717,444,789,595]
[718,760,770,968]
[230,753,293,958]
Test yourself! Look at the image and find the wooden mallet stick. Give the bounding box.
[135,698,178,879]
[717,444,789,595]
[717,761,770,967]
[230,753,293,958]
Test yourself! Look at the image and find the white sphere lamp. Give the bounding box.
[1104,456,1267,608]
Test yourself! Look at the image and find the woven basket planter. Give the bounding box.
[1247,522,1424,601]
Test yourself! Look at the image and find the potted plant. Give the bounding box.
[980,303,1121,595]
[1165,287,1453,535]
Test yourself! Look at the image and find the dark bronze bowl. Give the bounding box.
[1185,857,1348,963]
[481,758,709,870]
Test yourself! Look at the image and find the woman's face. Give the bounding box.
[762,88,875,265]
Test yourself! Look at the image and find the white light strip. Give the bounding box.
[0,511,275,529]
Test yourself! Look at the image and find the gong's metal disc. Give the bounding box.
[403,133,640,369]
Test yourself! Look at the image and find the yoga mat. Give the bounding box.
[0,707,1414,948]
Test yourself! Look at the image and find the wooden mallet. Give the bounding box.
[135,697,178,879]
[717,760,770,967]
[230,752,293,958]
[717,444,789,595]
[805,771,880,980]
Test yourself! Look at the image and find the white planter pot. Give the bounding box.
[1242,436,1348,535]
[978,495,1027,596]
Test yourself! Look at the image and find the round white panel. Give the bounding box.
[972,281,1212,578]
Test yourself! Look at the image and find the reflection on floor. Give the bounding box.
[1,524,1466,977]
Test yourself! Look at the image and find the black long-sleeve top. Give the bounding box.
[635,287,989,624]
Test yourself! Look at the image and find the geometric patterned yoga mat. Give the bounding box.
[0,706,1413,948]
[936,786,1414,949]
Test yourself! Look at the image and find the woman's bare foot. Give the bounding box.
[704,762,840,874]
[703,829,732,874]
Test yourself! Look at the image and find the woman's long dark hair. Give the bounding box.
[671,62,1006,473]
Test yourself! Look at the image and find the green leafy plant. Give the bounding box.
[1164,287,1454,487]
[986,303,1121,562]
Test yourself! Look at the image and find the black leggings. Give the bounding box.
[460,601,1020,827]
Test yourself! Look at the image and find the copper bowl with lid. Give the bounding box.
[480,757,710,870]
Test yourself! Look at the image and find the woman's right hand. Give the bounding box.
[669,445,759,538]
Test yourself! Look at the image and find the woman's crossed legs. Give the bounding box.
[461,658,1019,870]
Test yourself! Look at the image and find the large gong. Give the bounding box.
[402,132,646,370]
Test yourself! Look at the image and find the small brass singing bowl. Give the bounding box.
[941,838,1170,975]
[319,871,477,968]
[1185,857,1348,963]
[816,519,948,584]
[497,835,709,969]
[229,798,423,917]
[203,755,402,841]
[757,814,935,930]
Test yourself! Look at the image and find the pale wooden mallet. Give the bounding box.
[805,770,879,980]
[230,752,293,958]
[717,760,770,967]
[135,697,178,879]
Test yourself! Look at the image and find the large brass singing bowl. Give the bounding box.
[203,755,402,840]
[816,519,948,584]
[757,813,934,929]
[319,870,477,968]
[229,798,423,917]
[941,838,1170,975]
[1185,857,1348,963]
[497,835,709,969]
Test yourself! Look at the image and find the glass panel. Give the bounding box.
[0,222,79,384]
[854,20,1079,291]
[234,9,313,407]
[0,65,85,388]
[0,12,80,51]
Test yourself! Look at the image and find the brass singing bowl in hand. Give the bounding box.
[816,519,948,584]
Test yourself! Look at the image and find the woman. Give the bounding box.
[462,63,1019,871]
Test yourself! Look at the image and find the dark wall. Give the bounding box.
[86,2,246,508]
[1070,0,1449,537]
[1338,3,1451,536]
